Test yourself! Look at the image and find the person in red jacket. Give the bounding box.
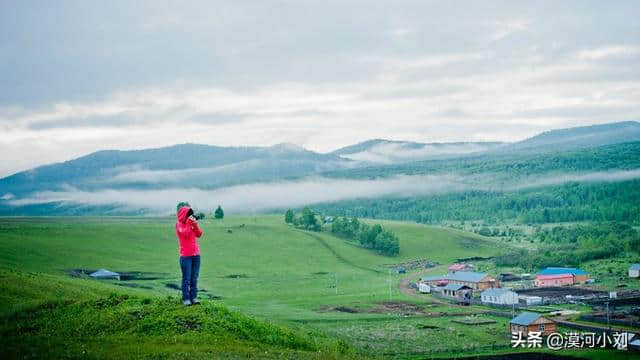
[176,206,204,306]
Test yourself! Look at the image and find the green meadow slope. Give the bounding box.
[2,216,627,359]
[0,216,503,321]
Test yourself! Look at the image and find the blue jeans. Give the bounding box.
[179,255,200,301]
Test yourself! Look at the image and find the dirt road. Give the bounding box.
[397,266,452,305]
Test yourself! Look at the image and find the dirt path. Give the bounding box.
[397,265,453,305]
[296,230,383,274]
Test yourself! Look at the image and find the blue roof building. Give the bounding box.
[510,312,542,326]
[446,271,489,283]
[443,283,470,291]
[421,271,499,290]
[510,312,557,336]
[538,267,587,276]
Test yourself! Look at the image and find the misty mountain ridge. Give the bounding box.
[0,142,352,197]
[332,139,506,164]
[1,121,639,215]
[502,120,640,152]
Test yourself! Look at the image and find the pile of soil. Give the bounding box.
[386,259,438,271]
[368,301,430,315]
[314,305,360,313]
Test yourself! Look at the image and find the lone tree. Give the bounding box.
[214,205,224,219]
[176,201,190,213]
[284,209,295,224]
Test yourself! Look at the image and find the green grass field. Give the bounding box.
[0,216,635,359]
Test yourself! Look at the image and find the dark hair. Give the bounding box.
[186,208,194,218]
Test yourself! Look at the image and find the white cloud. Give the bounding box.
[8,174,468,214]
[341,141,504,164]
[1,4,640,177]
[8,169,640,214]
[489,19,531,41]
[577,45,640,61]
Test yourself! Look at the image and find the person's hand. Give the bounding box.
[188,215,197,223]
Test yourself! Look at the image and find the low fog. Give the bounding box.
[8,169,640,215]
[341,142,504,164]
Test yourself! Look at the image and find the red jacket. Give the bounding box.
[176,206,203,256]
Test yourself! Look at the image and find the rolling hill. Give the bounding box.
[1,121,639,216]
[501,120,640,153]
[330,139,505,164]
[0,216,511,358]
[0,142,350,196]
[0,216,628,359]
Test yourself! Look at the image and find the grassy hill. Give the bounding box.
[0,216,510,358]
[0,216,629,359]
[0,269,351,359]
[0,216,503,319]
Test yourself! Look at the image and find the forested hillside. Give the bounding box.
[310,179,640,225]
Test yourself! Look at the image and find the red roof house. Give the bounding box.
[534,274,574,287]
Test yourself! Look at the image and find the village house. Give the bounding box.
[509,312,557,337]
[538,267,589,283]
[418,282,431,293]
[420,275,448,287]
[629,264,640,279]
[480,288,518,305]
[519,295,543,305]
[445,271,500,291]
[420,271,500,291]
[534,274,574,287]
[442,283,472,299]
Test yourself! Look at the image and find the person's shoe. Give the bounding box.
[183,299,192,306]
[191,298,201,305]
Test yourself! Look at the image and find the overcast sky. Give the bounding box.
[1,1,639,177]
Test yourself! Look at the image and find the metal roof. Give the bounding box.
[510,312,544,326]
[445,271,489,283]
[443,283,470,291]
[89,269,120,278]
[421,275,444,282]
[630,264,640,271]
[481,288,515,297]
[539,267,587,276]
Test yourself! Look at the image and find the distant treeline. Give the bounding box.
[284,209,399,256]
[494,223,640,270]
[285,208,321,231]
[330,217,399,256]
[310,179,640,225]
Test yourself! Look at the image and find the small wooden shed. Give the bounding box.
[509,312,556,337]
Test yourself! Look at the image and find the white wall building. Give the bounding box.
[519,295,543,305]
[480,288,518,305]
[629,264,640,278]
[418,282,431,293]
